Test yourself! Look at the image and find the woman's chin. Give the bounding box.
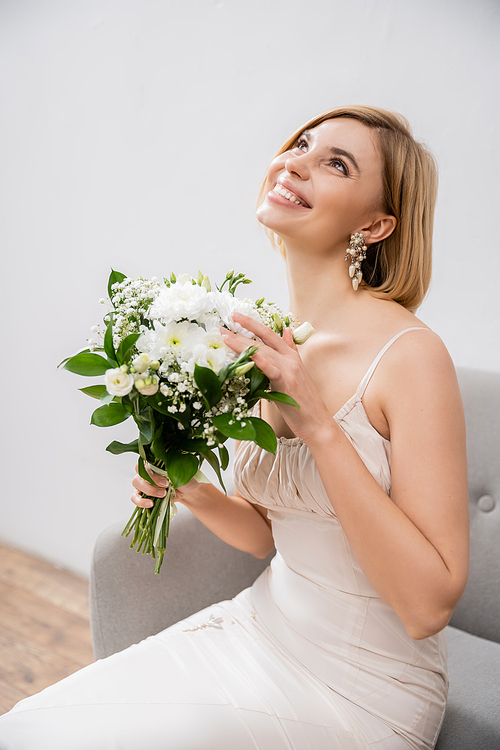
[256,202,290,234]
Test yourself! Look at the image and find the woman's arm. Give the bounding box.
[131,451,275,559]
[307,331,469,640]
[222,312,469,641]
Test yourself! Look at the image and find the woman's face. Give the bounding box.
[256,117,387,255]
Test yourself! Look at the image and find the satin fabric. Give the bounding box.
[0,326,447,750]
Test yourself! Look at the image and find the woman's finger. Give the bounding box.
[145,463,167,486]
[131,488,155,508]
[132,472,167,498]
[230,312,292,354]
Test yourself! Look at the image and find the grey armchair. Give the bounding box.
[90,367,500,750]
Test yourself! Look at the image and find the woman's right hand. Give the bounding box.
[131,462,202,508]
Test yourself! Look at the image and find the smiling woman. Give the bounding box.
[257,105,438,313]
[0,106,468,750]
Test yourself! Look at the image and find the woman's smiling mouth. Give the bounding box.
[268,182,312,209]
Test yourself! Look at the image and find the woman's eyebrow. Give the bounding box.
[301,130,361,173]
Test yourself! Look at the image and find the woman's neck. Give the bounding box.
[284,244,369,333]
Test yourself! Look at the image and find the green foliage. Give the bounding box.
[137,455,161,488]
[218,444,229,470]
[199,449,226,494]
[194,364,222,408]
[163,448,199,489]
[103,315,117,363]
[246,416,277,454]
[116,333,141,366]
[90,403,131,427]
[211,413,257,441]
[107,269,126,302]
[63,352,110,377]
[106,439,140,455]
[78,384,107,400]
[254,390,300,408]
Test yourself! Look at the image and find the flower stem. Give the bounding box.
[120,467,176,573]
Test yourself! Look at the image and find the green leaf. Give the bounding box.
[217,361,232,383]
[164,448,199,489]
[176,437,211,453]
[106,439,140,455]
[151,435,169,464]
[63,352,111,377]
[90,403,131,427]
[108,269,127,302]
[138,455,160,488]
[254,390,300,408]
[100,391,115,405]
[78,384,107,400]
[193,364,222,408]
[233,344,259,366]
[116,333,141,366]
[249,367,267,394]
[247,417,277,454]
[104,315,117,363]
[139,423,153,443]
[218,444,230,470]
[211,413,257,441]
[199,449,226,494]
[57,347,91,369]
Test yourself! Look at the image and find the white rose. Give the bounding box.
[105,368,135,397]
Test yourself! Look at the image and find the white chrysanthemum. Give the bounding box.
[196,311,223,331]
[136,319,205,362]
[212,291,261,338]
[148,281,215,323]
[184,342,229,375]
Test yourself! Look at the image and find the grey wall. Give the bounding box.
[1,0,498,576]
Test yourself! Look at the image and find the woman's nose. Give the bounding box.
[285,152,309,179]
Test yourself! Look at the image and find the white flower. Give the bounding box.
[149,281,214,323]
[176,273,194,285]
[234,362,254,376]
[132,353,150,373]
[213,291,261,338]
[184,325,232,374]
[291,321,315,345]
[105,368,135,397]
[136,320,205,362]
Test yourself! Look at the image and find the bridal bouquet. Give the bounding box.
[59,268,314,573]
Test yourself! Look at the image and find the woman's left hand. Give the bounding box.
[220,312,332,443]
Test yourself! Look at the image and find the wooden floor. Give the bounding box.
[0,544,94,716]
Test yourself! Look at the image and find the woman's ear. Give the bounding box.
[359,214,397,245]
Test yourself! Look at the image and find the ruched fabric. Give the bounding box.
[0,326,446,750]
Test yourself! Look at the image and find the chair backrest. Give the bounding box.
[449,367,500,643]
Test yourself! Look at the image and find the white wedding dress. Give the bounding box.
[0,326,448,750]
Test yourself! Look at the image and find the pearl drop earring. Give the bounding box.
[344,233,367,291]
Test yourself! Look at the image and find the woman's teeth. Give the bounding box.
[273,184,304,206]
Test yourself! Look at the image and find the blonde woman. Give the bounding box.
[0,106,469,750]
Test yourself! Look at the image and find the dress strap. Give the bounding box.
[355,327,432,399]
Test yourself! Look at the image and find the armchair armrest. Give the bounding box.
[89,504,275,660]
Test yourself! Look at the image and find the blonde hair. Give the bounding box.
[256,105,438,313]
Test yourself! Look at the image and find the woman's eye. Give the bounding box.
[330,158,348,175]
[292,139,348,175]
